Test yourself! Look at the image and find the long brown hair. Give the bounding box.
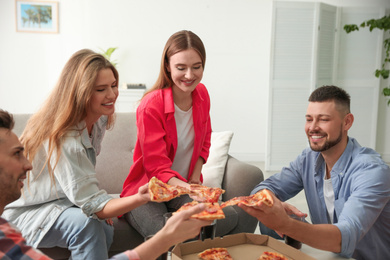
[144,30,206,97]
[21,49,118,182]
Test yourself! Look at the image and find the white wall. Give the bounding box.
[1,0,389,163]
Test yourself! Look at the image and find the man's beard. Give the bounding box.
[309,129,343,152]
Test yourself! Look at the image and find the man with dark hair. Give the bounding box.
[0,110,15,129]
[0,109,211,260]
[0,109,30,214]
[241,86,390,259]
[0,109,42,259]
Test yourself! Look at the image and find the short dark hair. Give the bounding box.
[309,85,351,114]
[0,109,14,130]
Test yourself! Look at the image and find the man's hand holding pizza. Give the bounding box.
[237,190,306,238]
[237,189,324,249]
[280,201,307,218]
[238,190,289,232]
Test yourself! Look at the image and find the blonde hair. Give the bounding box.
[144,30,206,97]
[21,49,118,183]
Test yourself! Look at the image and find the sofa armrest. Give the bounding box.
[221,155,264,201]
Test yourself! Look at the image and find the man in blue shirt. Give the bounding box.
[241,86,390,259]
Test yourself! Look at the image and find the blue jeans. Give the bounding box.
[126,195,193,238]
[38,207,114,260]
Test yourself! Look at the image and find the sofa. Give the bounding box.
[12,112,264,259]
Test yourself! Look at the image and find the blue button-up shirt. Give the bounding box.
[252,138,390,259]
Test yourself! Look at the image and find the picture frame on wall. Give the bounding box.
[15,0,58,33]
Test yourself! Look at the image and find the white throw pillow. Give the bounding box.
[202,131,234,189]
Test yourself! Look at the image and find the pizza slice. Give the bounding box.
[221,189,273,208]
[174,184,192,196]
[251,189,273,207]
[198,247,233,260]
[258,251,289,260]
[220,196,250,208]
[148,176,191,202]
[189,184,225,203]
[175,201,225,220]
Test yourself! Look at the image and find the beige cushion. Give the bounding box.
[202,131,234,189]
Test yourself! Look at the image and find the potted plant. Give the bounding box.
[99,47,118,67]
[344,15,390,105]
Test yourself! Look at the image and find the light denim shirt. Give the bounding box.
[3,117,113,247]
[252,137,390,259]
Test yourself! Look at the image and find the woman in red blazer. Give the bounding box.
[120,30,212,237]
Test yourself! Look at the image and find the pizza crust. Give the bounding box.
[148,177,188,202]
[148,177,226,203]
[175,201,225,220]
[189,184,225,203]
[221,189,274,208]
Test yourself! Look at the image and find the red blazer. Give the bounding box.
[120,83,212,197]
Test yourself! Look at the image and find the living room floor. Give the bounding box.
[247,161,311,234]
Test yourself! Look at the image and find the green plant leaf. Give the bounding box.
[345,15,390,103]
[374,69,389,79]
[383,87,390,96]
[106,47,118,57]
[382,70,389,79]
[344,24,359,33]
[98,47,118,67]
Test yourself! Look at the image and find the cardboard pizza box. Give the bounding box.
[171,233,315,260]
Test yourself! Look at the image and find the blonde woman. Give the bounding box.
[3,49,153,260]
[0,109,213,260]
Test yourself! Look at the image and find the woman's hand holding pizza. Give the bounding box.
[157,203,213,244]
[188,156,204,185]
[133,203,213,260]
[188,166,202,184]
[188,177,202,185]
[136,183,151,204]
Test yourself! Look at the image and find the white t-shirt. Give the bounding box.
[323,165,335,223]
[171,104,194,179]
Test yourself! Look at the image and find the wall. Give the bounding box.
[0,0,389,163]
